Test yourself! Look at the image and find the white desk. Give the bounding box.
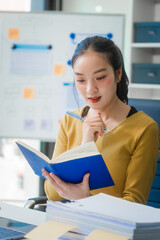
[0,201,46,226]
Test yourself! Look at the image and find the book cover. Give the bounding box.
[16,141,114,190]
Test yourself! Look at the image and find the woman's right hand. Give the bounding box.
[81,112,105,144]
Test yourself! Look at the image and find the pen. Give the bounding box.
[66,111,107,131]
[66,111,85,121]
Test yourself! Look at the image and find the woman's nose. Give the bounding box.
[86,81,98,94]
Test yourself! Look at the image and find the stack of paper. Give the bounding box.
[46,193,160,240]
[24,221,130,240]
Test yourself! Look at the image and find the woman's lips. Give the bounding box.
[88,96,101,103]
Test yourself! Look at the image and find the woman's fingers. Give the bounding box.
[84,112,105,131]
[82,113,105,143]
[82,173,90,185]
[42,168,91,200]
[42,169,64,194]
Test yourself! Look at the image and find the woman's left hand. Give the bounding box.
[42,168,91,200]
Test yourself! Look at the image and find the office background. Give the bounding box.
[0,11,124,140]
[0,0,159,206]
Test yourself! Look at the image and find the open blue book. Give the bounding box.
[16,141,114,191]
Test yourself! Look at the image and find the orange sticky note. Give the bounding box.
[23,88,35,99]
[54,64,65,75]
[8,28,20,40]
[25,221,76,240]
[86,230,131,240]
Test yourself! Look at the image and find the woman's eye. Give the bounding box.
[96,76,106,80]
[76,79,85,83]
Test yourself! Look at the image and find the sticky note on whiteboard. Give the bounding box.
[23,88,35,99]
[8,28,20,40]
[54,64,65,75]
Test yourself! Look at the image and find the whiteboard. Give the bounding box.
[0,11,124,141]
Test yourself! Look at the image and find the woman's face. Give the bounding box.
[74,50,122,112]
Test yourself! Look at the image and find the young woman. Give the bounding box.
[42,36,159,204]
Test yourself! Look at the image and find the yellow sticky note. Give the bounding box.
[25,221,76,240]
[86,230,131,240]
[23,88,35,99]
[8,28,20,40]
[54,64,65,75]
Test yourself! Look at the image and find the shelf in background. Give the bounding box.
[129,83,160,89]
[131,43,160,48]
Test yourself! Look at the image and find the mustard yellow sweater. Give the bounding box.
[45,107,159,204]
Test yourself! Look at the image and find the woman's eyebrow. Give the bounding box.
[93,68,107,74]
[74,72,84,75]
[75,68,107,76]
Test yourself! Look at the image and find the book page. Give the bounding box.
[51,142,99,163]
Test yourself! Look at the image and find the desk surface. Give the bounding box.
[0,201,46,226]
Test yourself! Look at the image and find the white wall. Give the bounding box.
[62,0,132,76]
[0,0,30,11]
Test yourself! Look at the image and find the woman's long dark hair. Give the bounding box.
[71,36,129,104]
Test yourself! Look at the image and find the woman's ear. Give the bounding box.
[116,67,122,83]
